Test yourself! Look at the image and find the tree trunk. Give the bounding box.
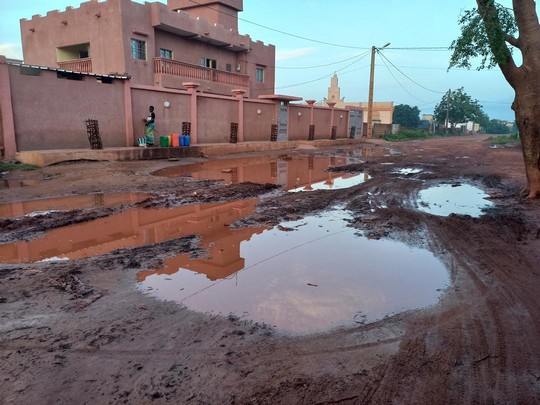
[513,92,540,198]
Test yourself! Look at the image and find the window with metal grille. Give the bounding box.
[160,48,173,59]
[131,38,146,60]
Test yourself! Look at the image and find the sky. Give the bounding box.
[0,0,523,121]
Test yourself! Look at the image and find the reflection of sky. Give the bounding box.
[417,184,493,217]
[288,173,369,193]
[140,209,449,335]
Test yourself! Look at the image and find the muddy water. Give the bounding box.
[153,155,369,191]
[139,209,449,335]
[0,198,261,264]
[0,193,149,219]
[417,183,493,217]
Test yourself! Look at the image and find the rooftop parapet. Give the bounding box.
[151,1,259,52]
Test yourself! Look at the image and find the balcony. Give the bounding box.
[58,58,92,73]
[154,58,249,88]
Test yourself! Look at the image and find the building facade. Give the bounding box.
[20,0,275,98]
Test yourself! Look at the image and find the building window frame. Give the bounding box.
[256,66,265,83]
[131,38,147,61]
[160,48,173,60]
[200,57,217,69]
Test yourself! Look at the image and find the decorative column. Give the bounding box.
[327,101,336,139]
[0,57,17,159]
[123,78,134,146]
[232,89,246,143]
[183,82,200,144]
[306,100,316,141]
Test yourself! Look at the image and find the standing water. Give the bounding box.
[138,208,449,335]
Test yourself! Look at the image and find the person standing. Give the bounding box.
[144,106,156,146]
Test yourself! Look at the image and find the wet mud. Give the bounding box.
[2,135,540,404]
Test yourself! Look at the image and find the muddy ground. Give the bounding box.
[1,135,540,404]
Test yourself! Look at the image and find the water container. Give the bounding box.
[160,136,169,147]
[185,135,190,146]
[171,133,180,147]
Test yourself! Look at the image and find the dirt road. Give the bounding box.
[1,135,540,404]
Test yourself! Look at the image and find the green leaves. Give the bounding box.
[433,87,488,127]
[449,1,517,70]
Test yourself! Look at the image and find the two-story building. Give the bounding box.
[20,0,275,98]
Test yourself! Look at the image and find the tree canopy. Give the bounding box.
[392,104,420,128]
[449,1,540,198]
[433,87,488,128]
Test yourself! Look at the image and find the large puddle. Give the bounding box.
[0,193,449,335]
[153,155,369,192]
[417,183,493,217]
[138,209,449,335]
[0,192,148,219]
[0,198,261,264]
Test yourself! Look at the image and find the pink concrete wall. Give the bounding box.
[245,40,275,98]
[333,109,349,138]
[312,107,332,139]
[288,105,311,141]
[21,0,126,75]
[197,96,238,143]
[243,100,274,142]
[131,87,191,143]
[8,65,126,150]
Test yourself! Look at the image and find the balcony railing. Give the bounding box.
[58,58,93,73]
[154,58,249,87]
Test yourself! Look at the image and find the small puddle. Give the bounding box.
[153,155,369,191]
[395,168,423,175]
[417,183,493,217]
[0,193,149,219]
[138,208,449,335]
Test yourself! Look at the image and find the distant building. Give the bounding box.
[323,74,394,125]
[20,0,275,98]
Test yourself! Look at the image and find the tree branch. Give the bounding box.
[506,34,519,48]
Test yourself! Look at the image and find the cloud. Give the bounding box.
[276,47,315,62]
[0,43,23,60]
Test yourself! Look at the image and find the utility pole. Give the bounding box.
[445,89,451,133]
[367,43,390,138]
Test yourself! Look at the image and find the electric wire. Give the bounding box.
[378,54,429,103]
[179,228,350,303]
[377,51,447,94]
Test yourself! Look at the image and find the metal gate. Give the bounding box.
[349,110,363,138]
[277,102,288,141]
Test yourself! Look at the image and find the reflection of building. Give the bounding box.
[323,74,394,125]
[154,155,361,190]
[0,198,267,279]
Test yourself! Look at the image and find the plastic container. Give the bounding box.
[171,133,180,147]
[160,136,169,147]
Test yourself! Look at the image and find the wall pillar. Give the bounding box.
[306,99,316,126]
[123,79,134,146]
[327,101,336,138]
[0,57,17,159]
[232,89,246,143]
[183,82,200,144]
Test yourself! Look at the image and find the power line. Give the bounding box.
[378,54,429,103]
[377,52,447,94]
[186,0,448,51]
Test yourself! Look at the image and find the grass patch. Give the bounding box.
[384,130,437,142]
[487,133,520,145]
[0,161,40,172]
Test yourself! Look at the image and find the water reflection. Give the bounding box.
[0,193,149,219]
[139,209,449,335]
[153,155,369,191]
[417,183,493,217]
[0,199,264,264]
